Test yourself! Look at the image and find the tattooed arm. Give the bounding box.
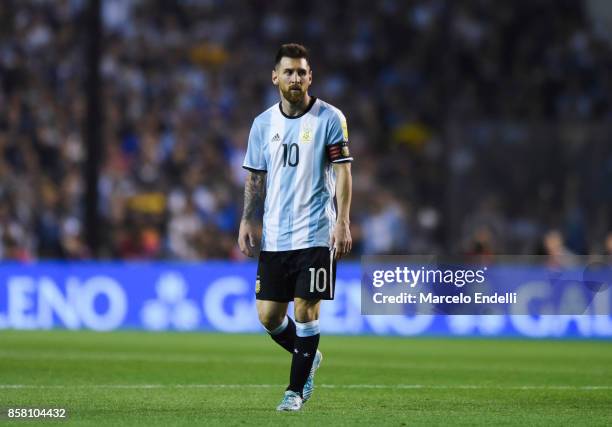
[238,170,266,257]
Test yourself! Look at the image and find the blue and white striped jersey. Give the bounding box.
[243,97,353,252]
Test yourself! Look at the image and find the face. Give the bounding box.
[272,57,312,104]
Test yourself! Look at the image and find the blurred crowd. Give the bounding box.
[1,0,611,262]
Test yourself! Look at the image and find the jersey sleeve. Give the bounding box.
[242,120,267,172]
[326,109,353,163]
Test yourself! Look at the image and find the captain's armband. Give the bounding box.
[327,141,353,163]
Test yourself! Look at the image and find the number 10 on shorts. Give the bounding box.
[309,267,327,292]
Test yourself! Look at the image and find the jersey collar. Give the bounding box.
[278,96,317,119]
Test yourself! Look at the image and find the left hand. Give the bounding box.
[331,221,352,259]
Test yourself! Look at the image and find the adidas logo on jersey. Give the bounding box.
[271,133,281,142]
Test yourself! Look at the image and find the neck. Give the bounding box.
[280,93,312,117]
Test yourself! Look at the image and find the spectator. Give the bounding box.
[0,0,611,260]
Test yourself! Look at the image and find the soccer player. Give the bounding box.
[238,43,353,411]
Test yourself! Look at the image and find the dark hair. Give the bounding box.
[274,43,310,67]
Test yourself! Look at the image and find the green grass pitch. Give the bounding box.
[0,330,610,426]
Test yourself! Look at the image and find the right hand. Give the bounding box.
[238,220,258,257]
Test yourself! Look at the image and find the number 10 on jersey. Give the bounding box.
[282,143,299,167]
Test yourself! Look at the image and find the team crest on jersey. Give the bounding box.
[342,145,350,157]
[300,126,313,143]
[255,279,261,294]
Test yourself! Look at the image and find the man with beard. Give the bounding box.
[238,43,353,411]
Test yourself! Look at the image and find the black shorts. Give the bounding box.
[256,247,337,302]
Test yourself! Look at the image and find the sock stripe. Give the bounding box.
[268,316,289,335]
[295,320,320,337]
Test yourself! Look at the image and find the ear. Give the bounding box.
[272,68,279,86]
[308,68,312,85]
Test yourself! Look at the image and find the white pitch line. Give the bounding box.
[0,384,610,390]
[0,350,278,365]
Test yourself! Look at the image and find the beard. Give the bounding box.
[281,86,306,104]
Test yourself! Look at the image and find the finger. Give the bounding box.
[240,235,253,257]
[335,244,344,260]
[248,233,255,248]
[246,236,254,256]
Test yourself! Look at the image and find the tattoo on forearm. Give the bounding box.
[242,172,266,221]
